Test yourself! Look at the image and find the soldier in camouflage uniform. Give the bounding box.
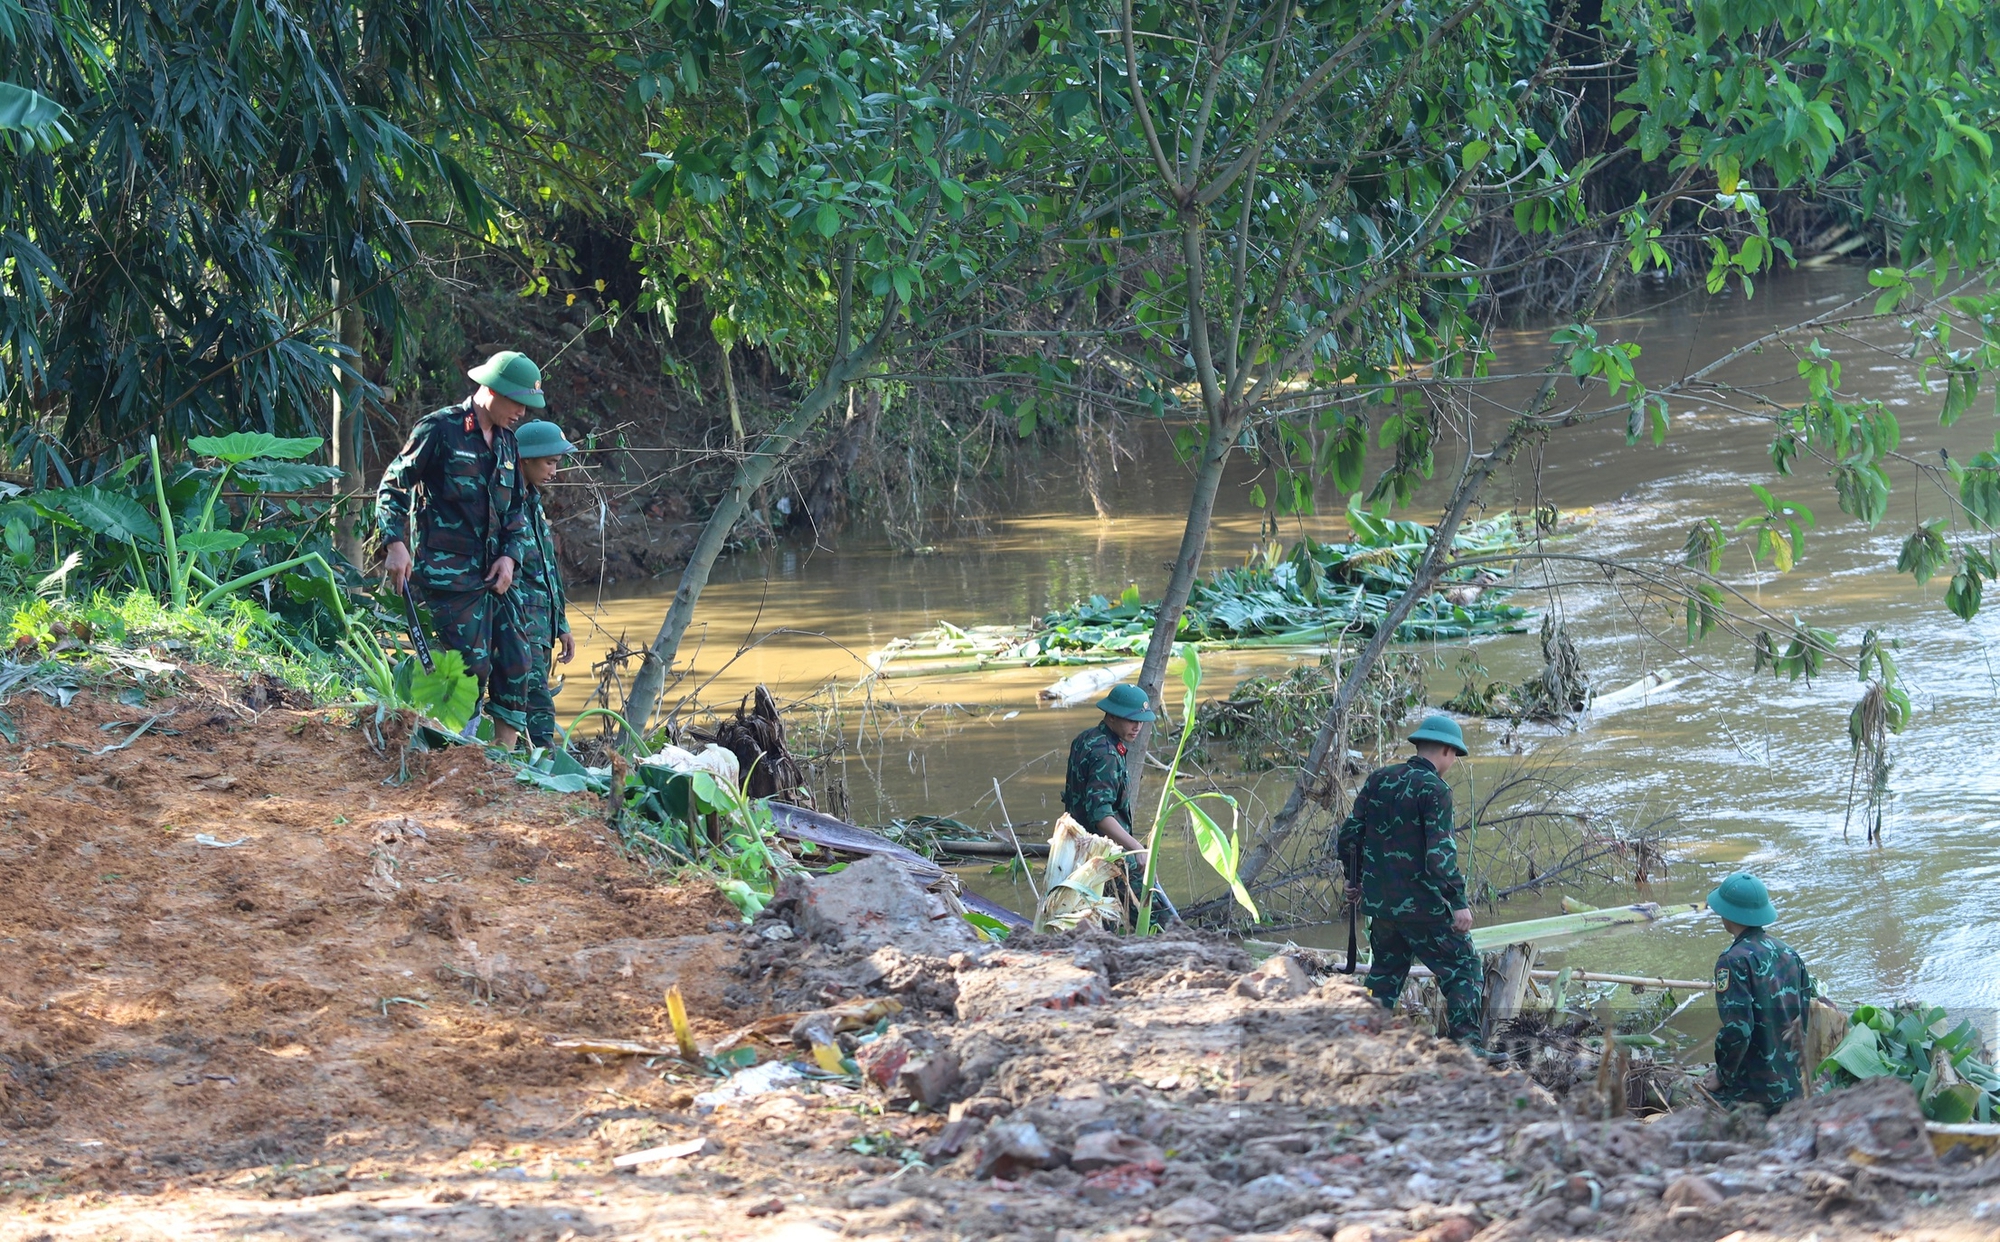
[1061,684,1153,859]
[1701,872,1816,1112]
[503,420,577,748]
[377,350,541,748]
[1337,714,1485,1043]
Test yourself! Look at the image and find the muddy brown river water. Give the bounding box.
[559,264,2000,1026]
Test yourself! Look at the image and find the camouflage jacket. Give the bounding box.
[511,489,569,652]
[375,402,528,594]
[1712,927,1815,1110]
[1336,756,1467,923]
[1063,723,1132,833]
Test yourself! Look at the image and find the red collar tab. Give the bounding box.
[463,412,476,433]
[1114,741,1127,756]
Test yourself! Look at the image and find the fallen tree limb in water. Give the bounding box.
[1246,902,1695,967]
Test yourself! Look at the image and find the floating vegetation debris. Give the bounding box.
[1190,651,1428,772]
[1039,505,1531,653]
[1443,617,1591,724]
[868,504,1531,677]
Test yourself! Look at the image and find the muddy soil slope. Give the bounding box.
[1,679,1996,1241]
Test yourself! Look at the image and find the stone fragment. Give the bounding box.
[1153,1196,1224,1228]
[948,1095,1014,1122]
[1660,1174,1725,1210]
[922,1117,984,1162]
[953,950,1108,1021]
[1231,954,1314,1001]
[1070,1130,1166,1173]
[1409,1216,1479,1242]
[1079,1160,1164,1204]
[896,1050,960,1110]
[852,1033,912,1089]
[1291,1212,1341,1237]
[1806,1075,1934,1166]
[787,855,980,953]
[1332,1224,1412,1242]
[972,1120,1060,1180]
[1562,1205,1597,1230]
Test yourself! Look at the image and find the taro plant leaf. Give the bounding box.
[42,486,160,547]
[187,433,324,464]
[404,648,479,732]
[516,767,595,794]
[236,460,343,492]
[176,530,248,556]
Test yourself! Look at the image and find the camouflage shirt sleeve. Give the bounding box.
[375,414,439,546]
[496,433,529,568]
[1417,775,1468,912]
[1336,773,1374,889]
[1712,951,1756,1083]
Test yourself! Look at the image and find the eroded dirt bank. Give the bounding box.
[0,681,1996,1241]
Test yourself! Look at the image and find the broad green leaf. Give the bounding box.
[1179,642,1202,695]
[1924,1083,1982,1124]
[187,432,324,464]
[516,767,595,794]
[405,648,479,731]
[1820,1025,1896,1081]
[1184,798,1257,921]
[236,460,342,492]
[961,910,1010,940]
[0,81,71,151]
[43,486,161,547]
[177,530,248,556]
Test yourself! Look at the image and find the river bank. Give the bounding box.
[3,672,1998,1240]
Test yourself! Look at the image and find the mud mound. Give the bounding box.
[0,687,750,1174]
[2,684,1996,1240]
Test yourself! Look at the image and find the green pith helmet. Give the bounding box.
[1707,872,1778,927]
[1407,713,1468,756]
[1097,684,1156,722]
[467,350,546,409]
[514,420,576,459]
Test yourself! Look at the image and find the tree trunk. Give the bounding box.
[1121,417,1238,810]
[616,336,887,744]
[799,386,878,532]
[330,279,366,570]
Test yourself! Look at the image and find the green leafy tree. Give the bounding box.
[612,0,1075,738]
[0,0,493,471]
[1228,0,2000,894]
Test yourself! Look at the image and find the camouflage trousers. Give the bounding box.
[520,647,557,747]
[1365,917,1484,1043]
[423,588,532,732]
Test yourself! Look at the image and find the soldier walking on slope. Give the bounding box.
[1700,872,1817,1112]
[377,350,542,750]
[1337,714,1486,1046]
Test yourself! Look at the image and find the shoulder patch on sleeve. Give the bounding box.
[1713,968,1731,994]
